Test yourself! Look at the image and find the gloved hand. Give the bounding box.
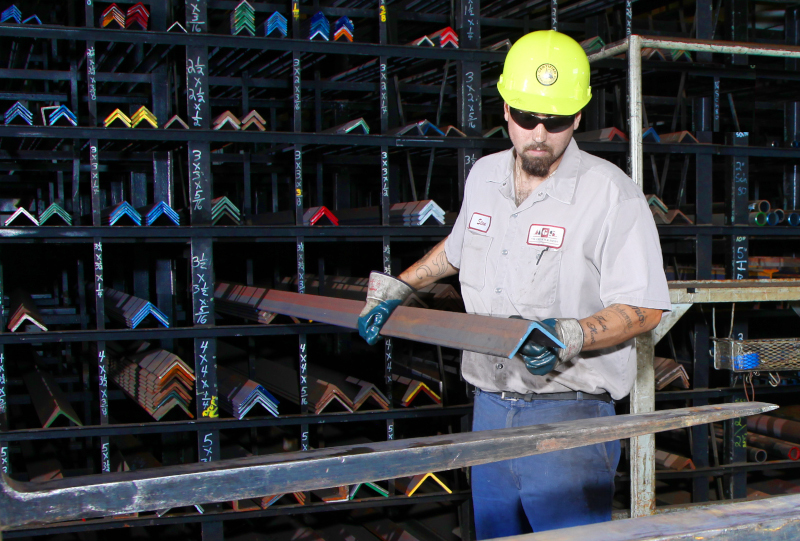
[357,271,414,345]
[515,317,584,376]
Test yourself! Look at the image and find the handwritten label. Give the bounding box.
[296,241,305,294]
[0,353,6,415]
[187,1,206,32]
[379,63,388,117]
[464,71,478,130]
[0,446,7,473]
[299,341,308,407]
[101,442,110,473]
[713,79,720,124]
[379,3,387,22]
[196,340,216,416]
[301,429,309,451]
[734,237,748,279]
[192,252,210,324]
[625,0,632,36]
[463,0,476,41]
[294,150,302,208]
[381,151,389,199]
[94,242,103,298]
[186,57,206,127]
[463,150,478,177]
[293,59,301,111]
[550,0,557,30]
[383,243,391,274]
[191,149,205,210]
[86,47,97,102]
[292,1,299,20]
[98,349,108,418]
[387,423,394,440]
[200,432,213,462]
[90,145,99,195]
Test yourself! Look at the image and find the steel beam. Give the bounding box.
[0,403,774,531]
[668,280,800,304]
[241,288,564,357]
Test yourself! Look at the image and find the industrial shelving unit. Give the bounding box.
[2,0,800,539]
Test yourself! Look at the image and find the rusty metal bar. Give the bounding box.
[0,403,773,531]
[669,280,800,304]
[216,283,563,358]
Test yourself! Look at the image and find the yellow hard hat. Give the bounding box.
[497,30,592,116]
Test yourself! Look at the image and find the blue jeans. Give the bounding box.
[471,389,620,539]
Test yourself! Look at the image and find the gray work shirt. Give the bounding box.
[444,139,671,400]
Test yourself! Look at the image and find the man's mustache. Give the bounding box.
[522,143,553,154]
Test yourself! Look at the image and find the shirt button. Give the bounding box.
[495,287,503,294]
[496,363,504,370]
[501,249,508,255]
[512,214,518,218]
[502,182,507,186]
[537,192,543,196]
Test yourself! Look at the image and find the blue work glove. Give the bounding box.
[357,271,414,345]
[513,317,585,376]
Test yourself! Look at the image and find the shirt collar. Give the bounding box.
[486,140,580,206]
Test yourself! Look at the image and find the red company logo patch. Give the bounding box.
[469,212,491,233]
[527,224,565,248]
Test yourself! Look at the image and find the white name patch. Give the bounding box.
[469,212,491,233]
[527,224,565,248]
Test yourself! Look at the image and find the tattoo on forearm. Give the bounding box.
[632,306,647,328]
[586,321,598,345]
[609,304,634,331]
[592,315,609,333]
[413,250,450,280]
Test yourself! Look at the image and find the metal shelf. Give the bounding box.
[2,405,473,442]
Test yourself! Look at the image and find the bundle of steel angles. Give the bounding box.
[214,283,277,324]
[211,196,242,225]
[108,346,195,420]
[104,288,170,328]
[136,201,180,226]
[23,369,83,427]
[7,289,47,332]
[217,365,279,418]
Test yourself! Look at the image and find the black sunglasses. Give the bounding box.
[509,107,575,133]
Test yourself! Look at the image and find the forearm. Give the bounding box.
[397,238,459,289]
[579,304,662,351]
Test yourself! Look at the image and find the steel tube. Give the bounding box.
[628,35,644,191]
[747,414,800,444]
[0,403,775,530]
[591,35,800,60]
[748,432,800,461]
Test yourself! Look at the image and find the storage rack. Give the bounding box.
[1,0,800,539]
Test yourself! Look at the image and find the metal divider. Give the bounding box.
[185,1,221,538]
[589,33,800,518]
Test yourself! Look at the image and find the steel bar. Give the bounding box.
[668,280,800,304]
[506,490,800,540]
[223,286,563,357]
[0,403,774,530]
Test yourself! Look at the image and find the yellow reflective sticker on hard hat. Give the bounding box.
[536,63,558,86]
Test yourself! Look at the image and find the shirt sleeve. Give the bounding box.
[443,170,473,270]
[596,197,672,311]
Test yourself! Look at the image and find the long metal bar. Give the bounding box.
[0,403,774,531]
[241,288,564,357]
[669,280,800,303]
[504,489,800,540]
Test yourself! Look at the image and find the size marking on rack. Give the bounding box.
[299,341,308,408]
[94,242,103,298]
[101,442,110,473]
[191,250,211,324]
[186,0,206,32]
[293,59,301,111]
[186,57,207,127]
[90,144,99,196]
[98,348,108,420]
[86,47,97,101]
[464,71,478,131]
[0,353,6,416]
[196,340,218,417]
[294,150,303,211]
[381,151,389,199]
[191,149,205,211]
[0,445,7,474]
[379,63,388,116]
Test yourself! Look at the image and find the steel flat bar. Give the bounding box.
[0,27,506,62]
[668,280,800,303]
[255,290,562,357]
[0,403,774,530]
[510,490,800,540]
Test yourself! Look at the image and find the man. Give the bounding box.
[358,30,670,538]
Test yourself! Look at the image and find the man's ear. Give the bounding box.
[503,102,510,123]
[573,111,582,130]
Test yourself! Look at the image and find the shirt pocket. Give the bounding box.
[509,249,563,308]
[459,230,493,292]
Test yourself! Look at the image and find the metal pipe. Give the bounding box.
[749,200,771,214]
[747,446,768,463]
[628,35,643,191]
[748,414,800,444]
[749,211,767,226]
[0,403,775,531]
[591,35,800,60]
